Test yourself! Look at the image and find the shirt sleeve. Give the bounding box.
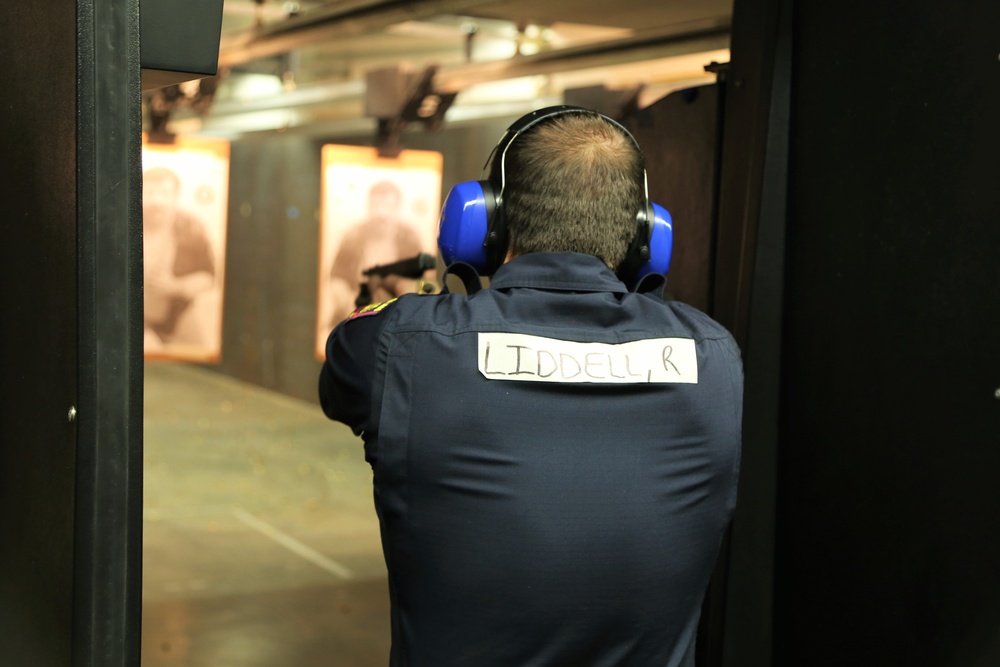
[318,301,393,434]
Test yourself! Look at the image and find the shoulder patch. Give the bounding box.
[346,297,398,321]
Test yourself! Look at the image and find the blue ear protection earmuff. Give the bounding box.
[437,105,673,286]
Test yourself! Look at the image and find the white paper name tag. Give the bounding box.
[478,333,698,384]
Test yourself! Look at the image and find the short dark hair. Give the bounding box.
[495,112,644,270]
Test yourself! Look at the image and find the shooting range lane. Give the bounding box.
[141,362,390,666]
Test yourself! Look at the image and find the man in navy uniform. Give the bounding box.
[319,107,742,667]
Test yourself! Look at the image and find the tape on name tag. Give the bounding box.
[478,333,698,384]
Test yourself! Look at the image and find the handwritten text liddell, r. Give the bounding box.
[476,333,698,385]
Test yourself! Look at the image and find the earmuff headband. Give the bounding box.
[486,106,651,221]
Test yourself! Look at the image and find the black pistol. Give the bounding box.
[362,252,437,279]
[355,253,438,308]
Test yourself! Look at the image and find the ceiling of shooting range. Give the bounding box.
[160,0,734,137]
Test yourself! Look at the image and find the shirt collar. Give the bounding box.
[488,252,629,294]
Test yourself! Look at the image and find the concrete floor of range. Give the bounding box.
[142,363,390,667]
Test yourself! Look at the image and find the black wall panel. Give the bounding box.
[776,2,1000,664]
[75,0,144,664]
[714,1,791,664]
[0,1,142,664]
[0,3,80,664]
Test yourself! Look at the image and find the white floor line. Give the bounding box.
[231,507,354,580]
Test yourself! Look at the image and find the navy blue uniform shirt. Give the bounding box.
[320,252,743,667]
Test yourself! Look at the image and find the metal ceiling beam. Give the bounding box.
[218,0,497,68]
[212,23,729,113]
[176,23,728,137]
[187,5,731,137]
[435,23,730,92]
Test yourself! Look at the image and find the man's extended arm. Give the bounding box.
[318,306,388,434]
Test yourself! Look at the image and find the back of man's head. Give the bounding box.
[495,112,644,270]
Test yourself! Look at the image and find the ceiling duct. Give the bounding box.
[218,0,496,69]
